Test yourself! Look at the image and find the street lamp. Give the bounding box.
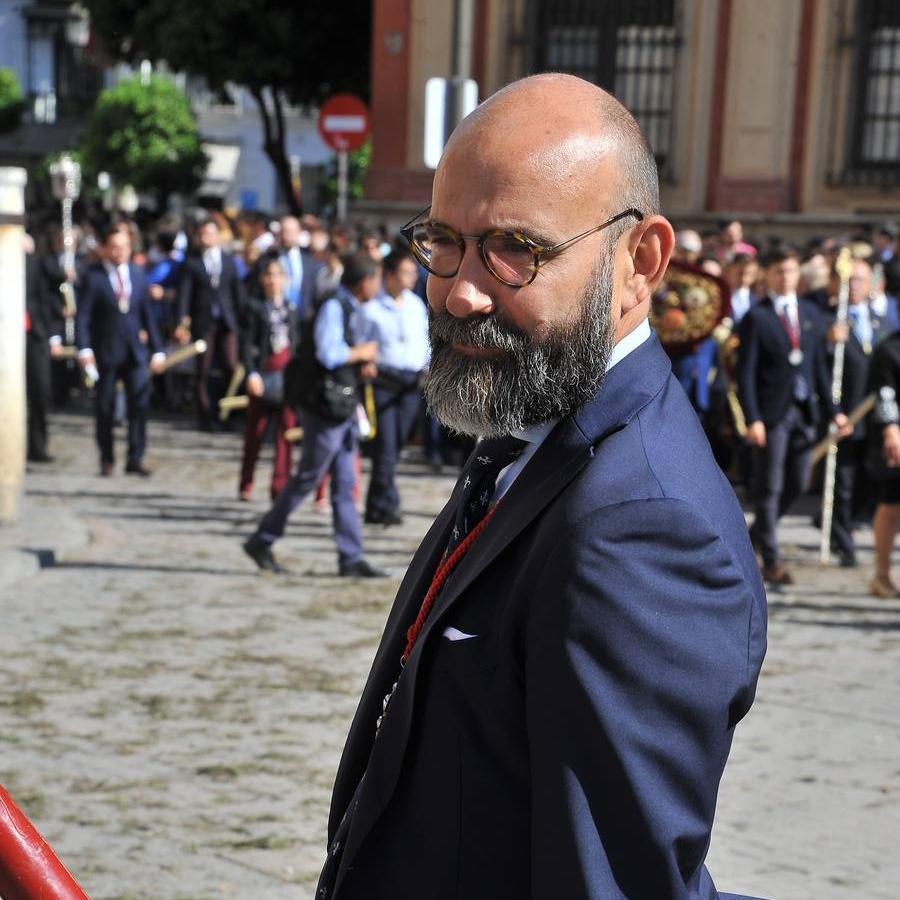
[49,153,82,342]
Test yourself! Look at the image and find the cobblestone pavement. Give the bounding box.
[1,411,898,900]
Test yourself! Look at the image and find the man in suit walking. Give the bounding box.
[737,246,850,584]
[825,256,894,567]
[316,74,767,900]
[76,224,166,476]
[175,217,244,429]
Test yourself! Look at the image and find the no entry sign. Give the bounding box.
[318,94,371,153]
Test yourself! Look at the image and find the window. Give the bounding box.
[852,1,900,168]
[829,0,900,186]
[525,0,680,174]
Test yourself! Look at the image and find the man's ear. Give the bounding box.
[624,216,675,307]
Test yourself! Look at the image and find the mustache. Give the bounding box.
[428,311,531,351]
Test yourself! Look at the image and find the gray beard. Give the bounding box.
[422,256,616,437]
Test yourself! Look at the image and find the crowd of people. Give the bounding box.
[21,203,900,591]
[23,208,439,577]
[666,217,900,596]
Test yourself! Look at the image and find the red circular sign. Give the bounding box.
[318,94,371,152]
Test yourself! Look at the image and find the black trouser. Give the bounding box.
[26,336,51,458]
[365,371,422,520]
[830,438,867,557]
[750,403,815,567]
[96,358,150,466]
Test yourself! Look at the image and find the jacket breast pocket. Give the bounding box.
[431,632,498,675]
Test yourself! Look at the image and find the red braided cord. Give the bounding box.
[401,505,499,664]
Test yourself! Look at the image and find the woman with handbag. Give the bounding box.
[238,257,298,501]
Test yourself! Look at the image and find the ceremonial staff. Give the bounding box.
[820,248,854,564]
[48,155,81,346]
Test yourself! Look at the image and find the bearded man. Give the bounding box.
[317,74,767,900]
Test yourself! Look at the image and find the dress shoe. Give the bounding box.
[27,452,54,463]
[761,561,794,585]
[838,551,858,569]
[125,461,152,477]
[869,575,900,599]
[99,461,114,477]
[243,536,286,573]
[364,511,404,526]
[339,558,388,578]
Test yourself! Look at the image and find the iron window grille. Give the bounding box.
[522,0,681,178]
[828,0,900,187]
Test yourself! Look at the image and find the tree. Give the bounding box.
[79,74,207,207]
[0,68,25,134]
[82,0,371,214]
[320,141,372,214]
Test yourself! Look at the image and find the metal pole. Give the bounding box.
[60,195,75,343]
[0,168,28,525]
[820,248,853,565]
[336,150,348,224]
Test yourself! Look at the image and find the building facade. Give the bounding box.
[0,1,332,214]
[364,0,900,236]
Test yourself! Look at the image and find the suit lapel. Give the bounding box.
[759,298,794,356]
[335,334,674,882]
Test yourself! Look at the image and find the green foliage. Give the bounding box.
[0,67,25,134]
[82,0,370,103]
[321,142,372,210]
[79,74,207,198]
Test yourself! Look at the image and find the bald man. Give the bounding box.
[317,74,767,900]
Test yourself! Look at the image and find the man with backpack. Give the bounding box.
[242,252,386,577]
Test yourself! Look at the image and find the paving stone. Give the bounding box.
[0,411,897,899]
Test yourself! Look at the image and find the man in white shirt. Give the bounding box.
[360,249,431,525]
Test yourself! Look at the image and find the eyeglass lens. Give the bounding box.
[410,223,536,286]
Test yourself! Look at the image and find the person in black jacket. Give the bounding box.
[737,245,849,583]
[867,327,900,597]
[174,217,245,430]
[823,256,895,566]
[75,225,166,476]
[238,257,299,501]
[24,239,57,462]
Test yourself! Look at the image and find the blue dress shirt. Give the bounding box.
[314,286,376,370]
[360,289,431,372]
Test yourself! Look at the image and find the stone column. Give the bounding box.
[0,168,27,524]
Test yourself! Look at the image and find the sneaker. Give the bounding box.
[339,558,388,578]
[243,536,286,574]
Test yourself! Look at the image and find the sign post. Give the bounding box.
[317,94,371,223]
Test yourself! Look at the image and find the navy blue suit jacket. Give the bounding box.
[176,251,244,338]
[736,296,833,428]
[75,262,162,370]
[322,334,767,899]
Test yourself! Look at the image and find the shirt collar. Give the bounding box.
[607,317,652,372]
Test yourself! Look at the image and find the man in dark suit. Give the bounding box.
[824,256,895,566]
[76,224,165,476]
[175,217,244,429]
[316,74,767,900]
[737,246,849,584]
[25,240,56,462]
[275,214,324,317]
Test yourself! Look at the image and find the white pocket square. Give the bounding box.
[442,626,479,641]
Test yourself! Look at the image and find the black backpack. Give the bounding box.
[283,293,359,423]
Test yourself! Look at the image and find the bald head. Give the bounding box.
[439,73,659,220]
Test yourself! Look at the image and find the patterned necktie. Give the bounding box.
[444,434,528,558]
[115,267,129,314]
